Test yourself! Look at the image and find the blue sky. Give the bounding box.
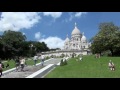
[0,12,120,49]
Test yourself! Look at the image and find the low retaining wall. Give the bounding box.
[3,68,16,75]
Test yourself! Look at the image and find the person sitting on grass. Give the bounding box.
[79,56,82,61]
[108,60,115,71]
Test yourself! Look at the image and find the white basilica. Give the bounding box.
[40,23,91,57]
[64,23,90,50]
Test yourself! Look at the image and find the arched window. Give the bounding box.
[73,44,75,47]
[77,38,78,40]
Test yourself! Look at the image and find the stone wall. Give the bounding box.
[38,50,91,58]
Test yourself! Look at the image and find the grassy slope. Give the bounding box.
[45,55,120,78]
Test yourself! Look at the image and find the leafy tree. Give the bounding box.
[90,22,120,56]
[0,30,26,59]
[0,30,50,60]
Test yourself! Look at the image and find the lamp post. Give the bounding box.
[29,44,33,57]
[30,44,33,50]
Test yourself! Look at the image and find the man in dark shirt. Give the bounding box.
[15,56,20,71]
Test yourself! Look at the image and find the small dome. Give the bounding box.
[71,22,80,35]
[65,34,70,42]
[65,37,70,42]
[81,32,87,41]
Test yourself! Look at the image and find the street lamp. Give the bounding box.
[29,44,34,57]
[29,44,33,50]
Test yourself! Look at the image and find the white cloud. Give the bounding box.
[35,32,41,40]
[68,12,74,21]
[39,36,65,49]
[0,12,41,32]
[63,12,87,22]
[43,12,62,19]
[35,32,45,40]
[75,12,87,18]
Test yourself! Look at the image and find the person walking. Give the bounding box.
[20,57,25,71]
[33,55,38,66]
[41,54,45,66]
[0,61,3,77]
[15,56,20,71]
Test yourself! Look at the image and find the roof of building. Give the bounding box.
[71,22,80,35]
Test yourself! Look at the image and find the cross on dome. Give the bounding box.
[75,22,77,28]
[66,34,68,38]
[75,22,77,26]
[82,32,84,35]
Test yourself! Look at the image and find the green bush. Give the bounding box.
[60,59,67,66]
[60,59,64,66]
[46,56,50,59]
[64,59,67,65]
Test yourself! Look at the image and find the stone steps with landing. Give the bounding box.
[1,58,62,78]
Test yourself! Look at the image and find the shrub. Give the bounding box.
[60,59,67,66]
[60,59,64,66]
[46,56,50,59]
[64,59,67,65]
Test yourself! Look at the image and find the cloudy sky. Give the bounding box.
[0,12,120,49]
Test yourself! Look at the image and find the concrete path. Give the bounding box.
[44,58,61,65]
[1,58,62,78]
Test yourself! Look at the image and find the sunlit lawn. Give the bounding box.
[45,55,120,78]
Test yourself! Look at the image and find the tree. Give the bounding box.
[1,30,26,59]
[90,22,120,56]
[0,30,50,60]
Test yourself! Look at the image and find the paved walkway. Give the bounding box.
[1,58,62,78]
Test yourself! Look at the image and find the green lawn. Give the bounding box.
[2,58,41,71]
[45,55,120,78]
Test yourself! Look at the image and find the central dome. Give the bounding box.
[71,22,80,35]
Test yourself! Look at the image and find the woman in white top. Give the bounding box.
[41,54,45,66]
[20,57,25,71]
[108,60,115,71]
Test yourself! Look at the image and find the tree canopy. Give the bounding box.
[90,22,120,56]
[0,30,49,60]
